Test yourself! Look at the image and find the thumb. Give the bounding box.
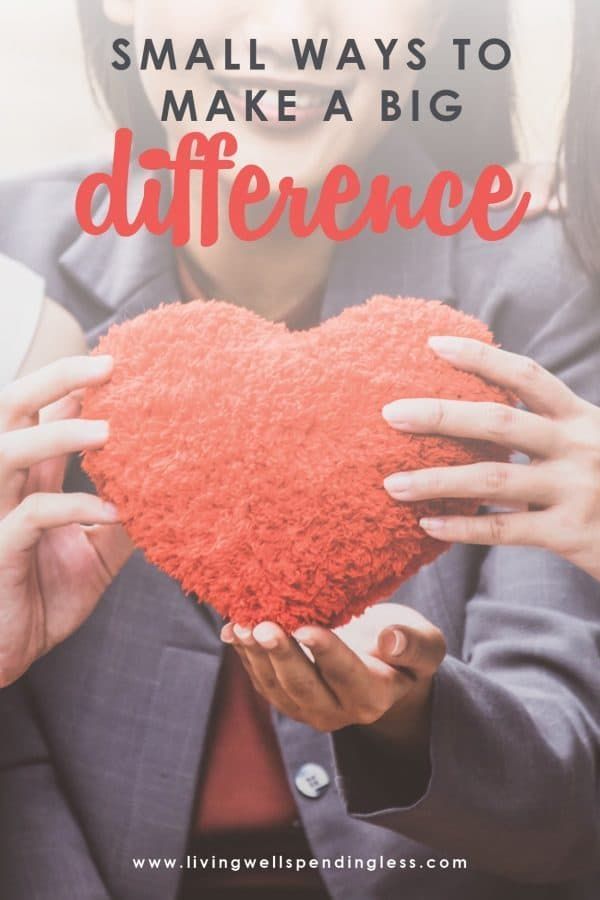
[377,622,446,677]
[86,523,135,582]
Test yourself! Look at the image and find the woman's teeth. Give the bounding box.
[218,78,339,111]
[296,88,325,109]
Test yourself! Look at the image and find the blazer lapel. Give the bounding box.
[58,172,181,343]
[112,562,225,900]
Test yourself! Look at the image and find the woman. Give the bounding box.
[0,0,571,687]
[383,0,600,583]
[0,2,598,899]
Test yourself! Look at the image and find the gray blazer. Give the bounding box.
[0,142,599,900]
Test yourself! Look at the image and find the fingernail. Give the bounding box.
[253,623,280,650]
[380,628,408,658]
[381,401,414,428]
[427,336,464,360]
[293,628,317,648]
[384,473,413,496]
[420,518,445,532]
[220,625,234,644]
[90,355,114,373]
[87,420,109,441]
[233,625,252,642]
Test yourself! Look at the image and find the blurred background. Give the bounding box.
[0,0,573,176]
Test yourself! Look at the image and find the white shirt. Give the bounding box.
[0,254,44,388]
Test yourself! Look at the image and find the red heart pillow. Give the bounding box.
[82,295,511,631]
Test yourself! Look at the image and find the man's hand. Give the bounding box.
[221,603,445,758]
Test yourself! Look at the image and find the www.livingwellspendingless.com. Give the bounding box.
[132,854,469,874]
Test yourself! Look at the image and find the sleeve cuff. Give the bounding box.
[331,655,465,826]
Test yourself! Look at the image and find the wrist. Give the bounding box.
[358,677,434,760]
[339,679,434,806]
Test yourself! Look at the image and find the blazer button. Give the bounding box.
[294,763,330,799]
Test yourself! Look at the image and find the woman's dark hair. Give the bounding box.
[76,0,516,181]
[77,3,164,149]
[412,0,515,179]
[564,0,600,280]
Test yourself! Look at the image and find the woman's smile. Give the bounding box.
[208,70,355,130]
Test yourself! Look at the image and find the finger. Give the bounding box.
[226,639,272,699]
[232,624,277,686]
[293,626,406,725]
[336,602,443,652]
[221,622,235,645]
[230,625,302,717]
[229,641,268,696]
[0,355,113,429]
[0,493,119,555]
[85,524,134,582]
[292,626,383,699]
[253,622,340,712]
[384,461,557,507]
[39,393,82,426]
[35,396,85,492]
[0,418,109,517]
[382,397,558,458]
[0,419,109,476]
[419,509,553,548]
[377,622,446,678]
[0,410,103,516]
[425,338,577,419]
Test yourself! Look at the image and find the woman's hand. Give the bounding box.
[221,603,445,758]
[383,337,600,581]
[0,355,133,687]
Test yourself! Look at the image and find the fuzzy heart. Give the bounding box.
[82,295,511,631]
